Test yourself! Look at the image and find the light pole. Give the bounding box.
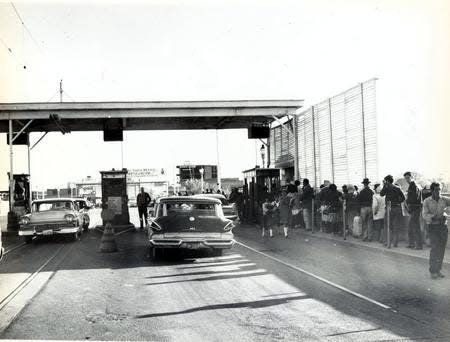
[199,167,204,193]
[260,144,266,168]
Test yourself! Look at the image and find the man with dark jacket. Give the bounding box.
[300,178,314,231]
[358,178,374,241]
[137,187,151,229]
[404,171,423,249]
[380,175,405,247]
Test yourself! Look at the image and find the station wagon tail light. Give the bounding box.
[64,214,75,222]
[150,220,163,231]
[224,221,235,231]
[19,217,30,225]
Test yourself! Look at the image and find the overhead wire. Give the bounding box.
[10,2,45,55]
[0,35,25,68]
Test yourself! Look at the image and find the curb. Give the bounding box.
[236,224,450,266]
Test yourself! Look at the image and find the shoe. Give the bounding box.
[438,272,445,278]
[407,245,414,249]
[431,273,439,280]
[362,238,369,242]
[393,244,398,248]
[414,246,423,250]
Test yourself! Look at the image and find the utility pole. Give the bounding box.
[216,130,221,190]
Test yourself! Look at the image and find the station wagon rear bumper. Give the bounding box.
[150,233,235,249]
[19,227,80,236]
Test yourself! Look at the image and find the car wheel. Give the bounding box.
[83,216,90,231]
[150,247,163,260]
[213,249,223,257]
[25,236,33,244]
[69,232,78,242]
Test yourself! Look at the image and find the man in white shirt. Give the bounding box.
[422,182,450,279]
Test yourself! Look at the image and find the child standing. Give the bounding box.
[262,197,275,238]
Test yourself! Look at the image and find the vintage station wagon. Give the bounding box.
[19,198,86,243]
[147,196,235,259]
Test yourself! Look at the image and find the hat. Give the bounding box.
[362,178,371,184]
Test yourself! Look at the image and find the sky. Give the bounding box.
[0,0,449,190]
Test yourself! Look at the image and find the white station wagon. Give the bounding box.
[19,198,87,243]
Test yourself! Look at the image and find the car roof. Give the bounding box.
[33,198,76,203]
[157,196,221,204]
[193,193,226,199]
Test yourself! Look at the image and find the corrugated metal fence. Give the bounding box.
[270,78,378,187]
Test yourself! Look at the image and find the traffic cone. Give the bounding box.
[98,222,118,253]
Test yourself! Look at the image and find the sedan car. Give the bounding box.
[194,193,238,220]
[19,198,84,243]
[147,196,235,259]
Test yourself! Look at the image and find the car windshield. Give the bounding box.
[33,201,74,212]
[156,202,223,218]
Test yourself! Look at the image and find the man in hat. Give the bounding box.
[422,182,450,279]
[358,178,374,241]
[404,171,423,249]
[380,175,405,247]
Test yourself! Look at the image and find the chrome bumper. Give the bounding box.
[19,227,80,236]
[150,238,235,249]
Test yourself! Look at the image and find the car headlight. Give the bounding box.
[64,214,75,222]
[20,217,30,225]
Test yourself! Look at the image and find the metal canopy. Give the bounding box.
[0,100,303,132]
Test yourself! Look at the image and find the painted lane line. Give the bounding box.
[0,245,64,311]
[114,227,135,236]
[4,242,26,255]
[236,240,396,312]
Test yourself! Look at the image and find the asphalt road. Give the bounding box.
[0,208,449,341]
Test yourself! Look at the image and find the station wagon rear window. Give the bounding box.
[33,201,75,212]
[156,202,223,218]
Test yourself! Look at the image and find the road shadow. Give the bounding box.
[135,294,310,319]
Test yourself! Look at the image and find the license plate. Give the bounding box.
[43,229,53,236]
[185,242,200,249]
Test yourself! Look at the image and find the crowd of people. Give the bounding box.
[257,172,450,280]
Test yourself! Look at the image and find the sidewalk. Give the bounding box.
[234,223,450,265]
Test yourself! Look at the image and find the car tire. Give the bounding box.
[68,232,78,242]
[213,249,223,257]
[83,216,90,232]
[25,236,33,244]
[150,247,163,260]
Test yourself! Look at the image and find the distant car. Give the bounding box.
[0,229,3,261]
[194,193,238,220]
[73,198,92,232]
[147,196,235,259]
[19,198,85,243]
[129,198,137,207]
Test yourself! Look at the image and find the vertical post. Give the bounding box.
[59,79,63,103]
[311,197,315,234]
[328,98,335,183]
[216,130,221,190]
[311,107,318,188]
[267,137,271,168]
[343,199,347,240]
[386,201,391,248]
[9,120,14,212]
[360,83,367,177]
[28,138,32,212]
[293,116,299,181]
